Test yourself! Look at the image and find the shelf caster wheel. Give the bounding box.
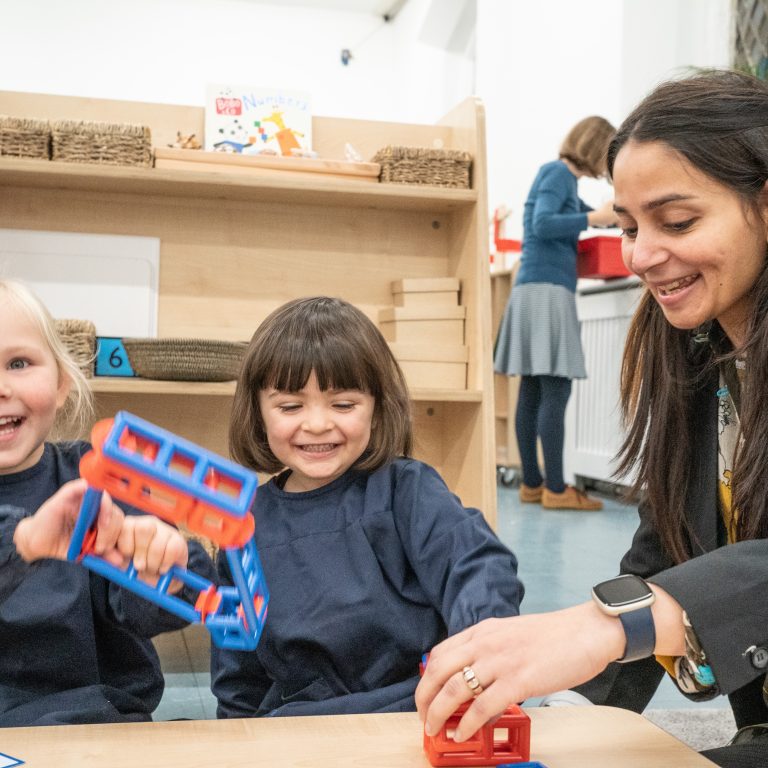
[497,466,519,488]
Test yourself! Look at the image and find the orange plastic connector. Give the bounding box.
[79,433,255,549]
[195,585,223,623]
[78,526,99,560]
[424,703,531,767]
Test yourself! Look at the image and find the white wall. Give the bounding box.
[0,0,732,222]
[0,0,474,126]
[477,0,732,239]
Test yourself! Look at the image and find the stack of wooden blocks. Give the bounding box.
[379,277,467,390]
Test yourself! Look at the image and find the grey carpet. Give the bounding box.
[645,708,737,752]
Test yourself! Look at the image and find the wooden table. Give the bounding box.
[0,707,716,767]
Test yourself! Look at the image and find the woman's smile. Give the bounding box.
[655,274,699,297]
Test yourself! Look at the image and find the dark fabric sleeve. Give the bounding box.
[0,507,33,604]
[650,539,768,696]
[579,198,593,214]
[105,537,218,638]
[530,166,589,239]
[210,543,273,718]
[393,463,524,635]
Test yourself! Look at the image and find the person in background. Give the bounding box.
[494,116,618,510]
[211,296,523,717]
[416,70,768,768]
[0,278,216,727]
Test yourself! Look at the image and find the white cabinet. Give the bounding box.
[564,280,642,487]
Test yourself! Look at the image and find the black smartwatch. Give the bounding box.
[592,574,656,663]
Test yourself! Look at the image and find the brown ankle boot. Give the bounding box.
[542,485,603,511]
[519,483,543,503]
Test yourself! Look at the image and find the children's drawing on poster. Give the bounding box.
[205,84,312,156]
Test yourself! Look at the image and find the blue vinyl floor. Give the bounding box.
[153,481,729,720]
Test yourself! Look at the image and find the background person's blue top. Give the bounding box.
[516,160,591,292]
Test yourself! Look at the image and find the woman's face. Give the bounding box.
[612,139,768,346]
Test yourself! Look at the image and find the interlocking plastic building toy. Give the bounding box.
[66,411,268,651]
[420,655,531,767]
[498,763,548,768]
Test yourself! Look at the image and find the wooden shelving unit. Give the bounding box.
[490,268,522,484]
[0,90,497,525]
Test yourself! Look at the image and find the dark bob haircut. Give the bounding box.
[230,296,413,474]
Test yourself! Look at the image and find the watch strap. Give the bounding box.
[617,605,656,663]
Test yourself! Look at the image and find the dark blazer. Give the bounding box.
[576,365,768,730]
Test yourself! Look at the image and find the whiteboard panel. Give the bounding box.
[0,229,159,337]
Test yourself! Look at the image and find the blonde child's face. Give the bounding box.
[0,300,69,474]
[258,370,375,493]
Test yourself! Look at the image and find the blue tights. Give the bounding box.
[515,374,572,493]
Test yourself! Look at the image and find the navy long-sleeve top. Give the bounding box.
[516,159,592,292]
[0,441,216,727]
[211,458,523,718]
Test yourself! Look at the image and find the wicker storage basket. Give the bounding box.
[0,115,51,159]
[51,119,152,167]
[123,338,247,382]
[55,319,96,378]
[372,145,472,188]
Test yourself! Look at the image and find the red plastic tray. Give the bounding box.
[577,236,630,279]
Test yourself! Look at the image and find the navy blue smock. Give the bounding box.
[211,458,523,717]
[0,441,216,727]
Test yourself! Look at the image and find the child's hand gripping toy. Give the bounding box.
[66,411,268,651]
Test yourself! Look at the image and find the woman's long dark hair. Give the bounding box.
[611,70,768,563]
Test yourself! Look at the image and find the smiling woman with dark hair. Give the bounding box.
[418,70,768,768]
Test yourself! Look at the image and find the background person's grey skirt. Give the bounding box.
[494,282,586,379]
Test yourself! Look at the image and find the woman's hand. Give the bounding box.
[415,603,626,742]
[587,199,618,228]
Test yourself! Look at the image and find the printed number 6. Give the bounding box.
[109,347,124,368]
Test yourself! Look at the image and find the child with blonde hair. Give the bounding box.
[211,296,523,717]
[0,279,215,727]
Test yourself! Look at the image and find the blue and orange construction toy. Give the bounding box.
[420,655,532,767]
[66,411,268,651]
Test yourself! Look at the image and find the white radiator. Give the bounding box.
[564,282,642,486]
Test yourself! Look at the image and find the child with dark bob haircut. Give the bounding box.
[211,296,523,717]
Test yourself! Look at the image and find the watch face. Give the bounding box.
[593,575,653,607]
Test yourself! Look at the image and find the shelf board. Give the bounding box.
[89,377,483,402]
[0,157,477,213]
[90,378,235,396]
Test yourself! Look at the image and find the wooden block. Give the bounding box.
[389,342,468,389]
[388,342,468,363]
[380,318,464,345]
[399,360,467,389]
[379,306,466,344]
[392,290,458,307]
[378,305,466,322]
[391,277,460,294]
